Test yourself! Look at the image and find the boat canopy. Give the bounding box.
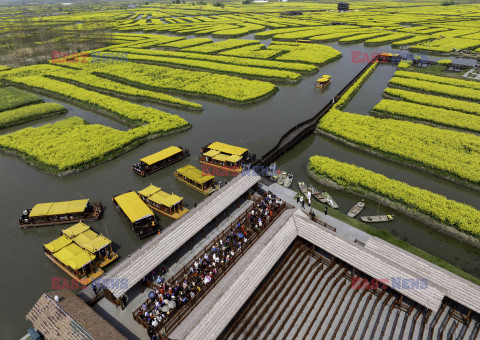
[53,243,95,270]
[139,184,183,208]
[30,199,89,217]
[62,222,90,238]
[44,235,73,253]
[114,192,154,223]
[213,154,242,163]
[317,75,331,82]
[73,230,111,253]
[140,146,182,166]
[176,165,214,184]
[203,149,220,158]
[208,142,248,156]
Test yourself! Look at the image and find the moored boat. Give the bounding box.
[298,181,309,196]
[315,75,331,88]
[175,164,218,195]
[360,214,394,223]
[277,171,287,185]
[309,185,327,203]
[284,173,293,188]
[19,199,103,228]
[138,184,189,220]
[132,146,189,177]
[322,191,338,209]
[113,191,160,239]
[199,141,256,175]
[347,202,365,217]
[43,222,118,285]
[267,163,278,179]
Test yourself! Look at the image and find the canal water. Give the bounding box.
[1,37,479,338]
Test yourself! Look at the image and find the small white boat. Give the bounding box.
[284,173,293,188]
[360,214,394,223]
[277,171,287,185]
[298,181,309,196]
[347,202,365,217]
[322,191,338,209]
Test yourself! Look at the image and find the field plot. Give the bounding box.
[318,109,480,188]
[380,69,480,132]
[66,62,278,104]
[0,103,66,130]
[0,87,43,112]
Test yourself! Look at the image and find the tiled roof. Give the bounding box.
[26,289,126,340]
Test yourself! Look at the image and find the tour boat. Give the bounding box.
[112,191,160,239]
[199,141,256,175]
[360,214,394,223]
[309,185,328,203]
[174,164,218,195]
[138,184,189,220]
[132,146,189,177]
[19,199,103,228]
[347,202,365,217]
[316,75,331,88]
[43,222,118,285]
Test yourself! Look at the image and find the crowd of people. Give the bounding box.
[135,193,285,331]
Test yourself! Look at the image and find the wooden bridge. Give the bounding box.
[253,56,380,167]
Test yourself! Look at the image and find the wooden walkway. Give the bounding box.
[253,56,380,167]
[100,170,261,300]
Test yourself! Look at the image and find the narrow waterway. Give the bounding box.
[1,36,479,339]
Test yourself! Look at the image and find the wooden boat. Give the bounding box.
[61,222,119,268]
[316,75,331,88]
[322,191,338,209]
[132,146,189,177]
[360,214,394,223]
[277,171,287,185]
[19,199,103,228]
[267,163,278,179]
[298,181,309,196]
[113,191,160,239]
[43,222,119,285]
[175,164,218,195]
[138,184,189,220]
[284,173,293,188]
[309,185,327,203]
[199,141,256,175]
[347,202,365,217]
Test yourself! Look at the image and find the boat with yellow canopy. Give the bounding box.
[199,141,256,175]
[112,191,160,239]
[174,164,218,195]
[43,222,118,285]
[316,75,331,88]
[19,199,103,228]
[132,146,189,177]
[138,184,189,220]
